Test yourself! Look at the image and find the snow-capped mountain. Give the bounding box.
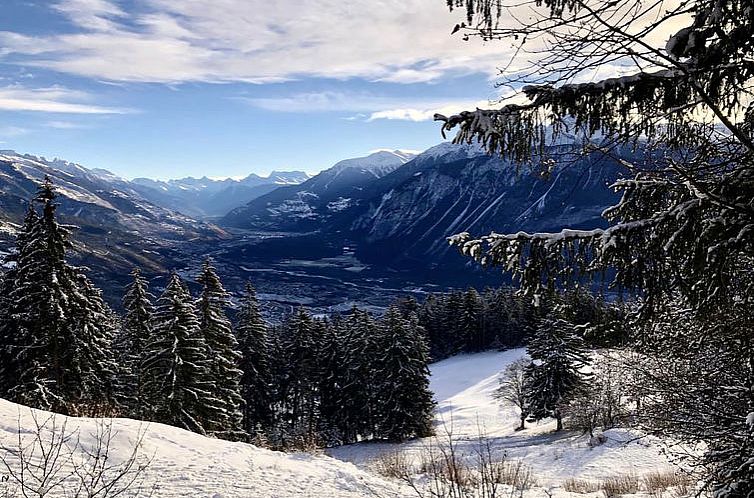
[0,151,228,302]
[221,150,415,230]
[0,143,628,311]
[219,142,625,272]
[130,170,310,219]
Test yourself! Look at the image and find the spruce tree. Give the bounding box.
[236,282,273,436]
[461,288,485,352]
[373,306,435,441]
[114,268,155,417]
[524,318,591,431]
[196,259,245,440]
[0,178,117,414]
[0,204,37,398]
[276,308,323,445]
[317,309,379,445]
[142,272,218,434]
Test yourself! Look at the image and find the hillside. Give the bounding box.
[216,142,626,280]
[0,350,679,498]
[330,350,677,493]
[0,151,229,302]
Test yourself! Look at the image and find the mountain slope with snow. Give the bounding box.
[218,143,626,276]
[221,150,415,230]
[0,151,229,303]
[0,350,679,498]
[0,398,406,498]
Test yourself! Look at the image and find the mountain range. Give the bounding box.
[130,170,310,219]
[0,144,627,314]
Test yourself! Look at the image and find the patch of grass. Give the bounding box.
[563,478,601,494]
[642,471,694,497]
[371,450,415,480]
[494,460,538,490]
[602,473,640,498]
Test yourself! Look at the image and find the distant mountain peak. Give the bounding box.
[328,150,417,179]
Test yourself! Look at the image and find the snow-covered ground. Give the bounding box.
[330,349,677,492]
[0,399,405,497]
[0,350,678,497]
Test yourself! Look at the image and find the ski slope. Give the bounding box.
[330,349,677,492]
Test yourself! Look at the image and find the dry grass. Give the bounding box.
[494,460,538,489]
[642,471,694,497]
[372,450,416,479]
[563,478,602,494]
[602,473,640,498]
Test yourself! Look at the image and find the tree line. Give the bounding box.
[0,178,435,447]
[0,177,629,450]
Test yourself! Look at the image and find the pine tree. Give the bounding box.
[524,318,592,431]
[461,288,485,352]
[0,178,117,414]
[114,268,155,416]
[0,204,37,398]
[276,308,324,445]
[236,282,273,436]
[373,306,435,441]
[317,309,380,445]
[141,272,218,434]
[196,259,245,440]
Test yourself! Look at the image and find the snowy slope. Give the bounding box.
[0,398,406,498]
[330,349,678,492]
[0,351,681,497]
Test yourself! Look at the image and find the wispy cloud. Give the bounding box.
[0,125,30,137]
[44,120,90,129]
[0,86,132,114]
[240,91,503,122]
[0,0,509,84]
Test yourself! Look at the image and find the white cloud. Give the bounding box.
[45,120,90,129]
[240,91,505,121]
[0,0,509,84]
[0,86,132,114]
[0,126,30,137]
[53,0,127,31]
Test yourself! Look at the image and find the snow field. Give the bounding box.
[329,349,678,496]
[0,349,679,497]
[0,399,406,497]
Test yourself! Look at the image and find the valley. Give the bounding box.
[0,143,625,315]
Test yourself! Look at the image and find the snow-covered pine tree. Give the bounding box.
[66,270,119,413]
[114,267,155,417]
[344,309,380,441]
[317,308,380,445]
[196,259,245,440]
[0,178,117,414]
[141,272,218,434]
[314,316,345,445]
[524,318,592,431]
[0,204,38,398]
[276,308,324,446]
[373,306,435,441]
[236,282,273,437]
[461,287,485,352]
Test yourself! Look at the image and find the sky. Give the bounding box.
[0,0,514,179]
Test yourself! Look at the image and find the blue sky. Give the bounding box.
[0,0,511,179]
